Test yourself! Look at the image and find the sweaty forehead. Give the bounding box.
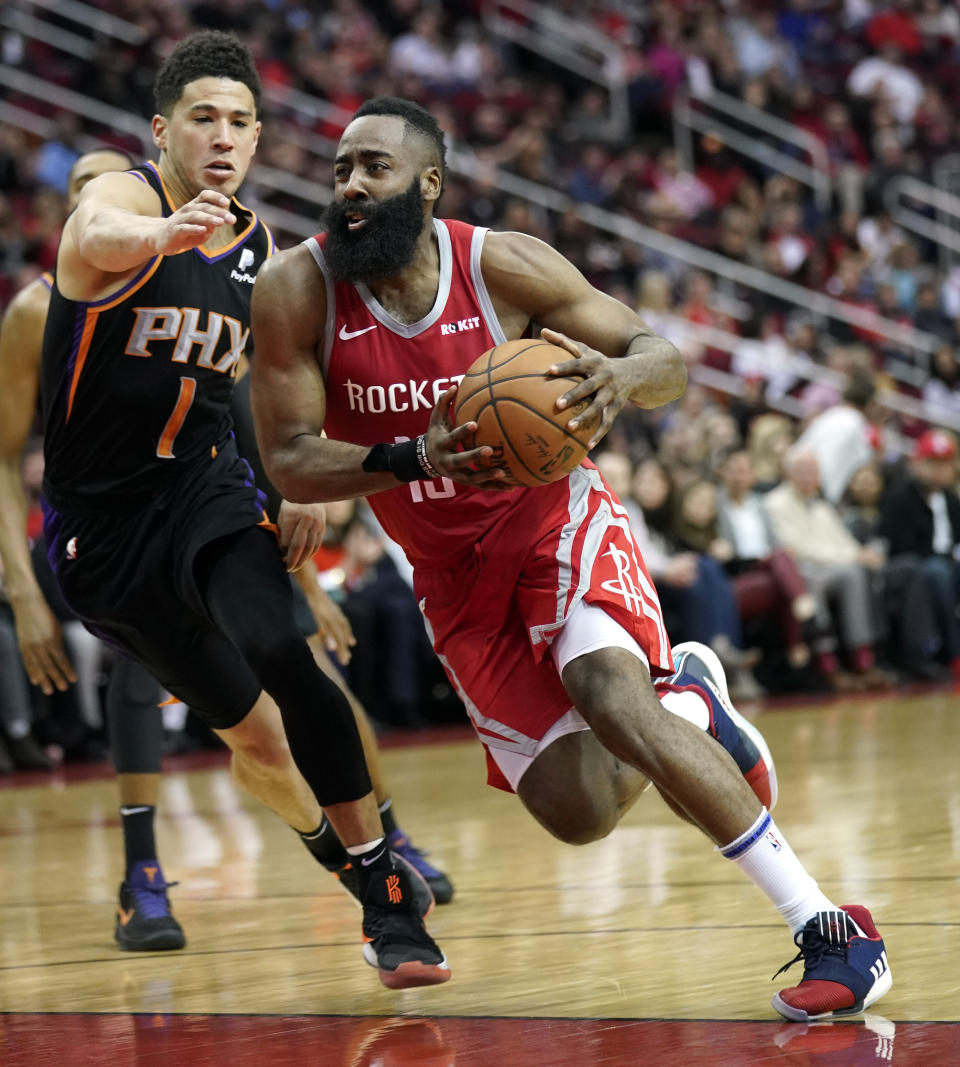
[176,76,256,115]
[338,115,410,158]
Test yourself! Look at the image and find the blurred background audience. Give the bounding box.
[4,0,960,770]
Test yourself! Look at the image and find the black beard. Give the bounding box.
[322,177,426,283]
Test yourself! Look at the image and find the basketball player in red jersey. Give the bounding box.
[36,38,448,989]
[251,97,892,1021]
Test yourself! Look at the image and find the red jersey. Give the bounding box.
[310,218,569,565]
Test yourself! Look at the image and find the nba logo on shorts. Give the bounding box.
[765,829,782,852]
[238,248,255,272]
[66,536,78,560]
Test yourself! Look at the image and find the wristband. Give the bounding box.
[416,434,441,479]
[362,436,438,482]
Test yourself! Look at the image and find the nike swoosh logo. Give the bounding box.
[118,907,135,926]
[339,323,377,341]
[360,848,387,867]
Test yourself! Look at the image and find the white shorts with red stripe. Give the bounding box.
[415,465,673,792]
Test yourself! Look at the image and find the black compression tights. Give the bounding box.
[107,654,165,774]
[194,526,372,807]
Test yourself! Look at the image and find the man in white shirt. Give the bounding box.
[764,449,892,689]
[794,368,879,504]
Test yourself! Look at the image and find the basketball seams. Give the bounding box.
[486,339,556,371]
[454,338,592,486]
[492,400,590,484]
[456,341,557,415]
[454,371,583,418]
[489,398,549,485]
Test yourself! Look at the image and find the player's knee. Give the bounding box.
[560,808,619,845]
[246,630,316,689]
[528,796,618,845]
[519,775,619,844]
[229,726,294,772]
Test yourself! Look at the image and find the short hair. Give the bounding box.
[154,31,261,117]
[74,146,136,171]
[843,368,876,410]
[351,96,447,188]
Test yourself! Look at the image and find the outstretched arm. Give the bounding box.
[57,171,239,303]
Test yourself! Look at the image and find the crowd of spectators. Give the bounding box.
[4,1,960,769]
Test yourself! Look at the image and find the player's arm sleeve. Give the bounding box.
[231,373,283,522]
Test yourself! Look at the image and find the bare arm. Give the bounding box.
[292,558,356,664]
[57,172,238,302]
[0,281,76,693]
[250,247,497,503]
[483,231,686,445]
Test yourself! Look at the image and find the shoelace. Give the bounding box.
[364,905,432,943]
[129,879,178,921]
[772,921,849,981]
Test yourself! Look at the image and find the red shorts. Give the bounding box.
[415,465,673,792]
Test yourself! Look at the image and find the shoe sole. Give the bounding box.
[772,966,892,1022]
[425,875,455,905]
[671,641,779,810]
[114,929,186,951]
[363,944,451,989]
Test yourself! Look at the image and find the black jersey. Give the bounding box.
[40,162,275,510]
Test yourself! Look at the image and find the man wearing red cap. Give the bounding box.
[880,429,960,678]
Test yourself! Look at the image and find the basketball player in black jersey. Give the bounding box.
[0,148,452,955]
[37,32,448,989]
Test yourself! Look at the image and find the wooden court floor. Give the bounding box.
[1,688,959,1065]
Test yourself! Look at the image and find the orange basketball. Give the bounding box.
[453,338,593,487]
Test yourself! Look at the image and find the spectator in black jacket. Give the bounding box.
[880,429,960,678]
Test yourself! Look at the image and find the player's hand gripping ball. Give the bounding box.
[453,338,593,486]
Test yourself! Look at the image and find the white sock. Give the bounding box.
[345,836,385,857]
[657,688,710,731]
[719,809,836,935]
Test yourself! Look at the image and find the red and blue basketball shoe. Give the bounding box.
[659,640,778,810]
[386,828,454,904]
[361,865,451,990]
[773,906,892,1021]
[115,859,186,951]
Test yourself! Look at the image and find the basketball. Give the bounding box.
[453,338,593,486]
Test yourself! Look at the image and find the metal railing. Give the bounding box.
[673,87,832,211]
[23,0,147,44]
[1,0,943,384]
[655,314,960,435]
[481,0,629,138]
[885,167,960,266]
[0,4,99,60]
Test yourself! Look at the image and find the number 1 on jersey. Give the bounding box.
[157,376,197,459]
